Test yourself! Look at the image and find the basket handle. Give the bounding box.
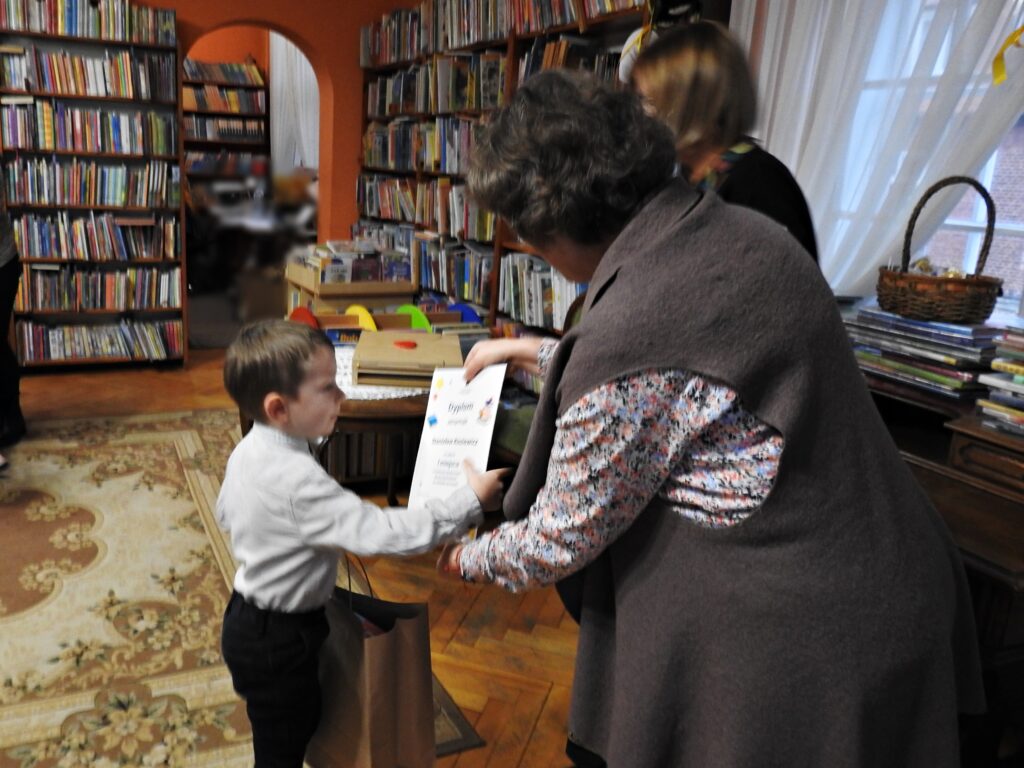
[901,175,996,276]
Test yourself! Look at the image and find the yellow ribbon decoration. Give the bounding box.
[992,24,1024,85]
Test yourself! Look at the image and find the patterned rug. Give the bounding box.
[0,409,481,767]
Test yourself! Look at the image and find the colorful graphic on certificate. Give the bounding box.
[408,364,507,510]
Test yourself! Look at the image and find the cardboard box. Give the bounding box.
[353,330,463,387]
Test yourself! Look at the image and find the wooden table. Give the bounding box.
[322,395,428,506]
[238,394,428,506]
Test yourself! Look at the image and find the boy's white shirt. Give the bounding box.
[216,421,482,612]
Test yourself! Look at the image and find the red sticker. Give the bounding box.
[393,340,418,349]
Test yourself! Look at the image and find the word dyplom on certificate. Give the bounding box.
[407,364,507,510]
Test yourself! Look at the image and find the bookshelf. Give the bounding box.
[356,0,646,342]
[182,57,269,186]
[0,0,186,367]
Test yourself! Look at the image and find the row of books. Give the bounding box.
[183,84,266,115]
[414,233,492,306]
[358,173,416,223]
[511,0,578,35]
[15,263,181,311]
[363,120,416,172]
[366,53,505,117]
[1,99,176,155]
[4,156,180,208]
[445,181,494,242]
[351,219,416,256]
[434,52,503,113]
[0,0,176,45]
[291,241,413,284]
[358,173,495,243]
[183,59,264,86]
[0,45,176,102]
[366,52,506,118]
[183,115,265,143]
[432,0,508,51]
[976,330,1024,439]
[361,6,427,67]
[12,210,178,261]
[363,115,480,175]
[843,304,1024,443]
[420,115,479,174]
[499,250,586,332]
[413,177,468,237]
[429,177,494,241]
[518,33,623,86]
[362,0,640,66]
[185,151,268,177]
[15,317,184,362]
[581,0,644,15]
[493,318,544,393]
[845,305,998,402]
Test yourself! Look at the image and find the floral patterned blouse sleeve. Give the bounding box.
[457,369,781,591]
[535,337,560,378]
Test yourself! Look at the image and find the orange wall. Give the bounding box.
[187,25,269,73]
[160,0,414,240]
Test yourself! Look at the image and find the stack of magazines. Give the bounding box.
[843,306,998,401]
[977,329,1024,437]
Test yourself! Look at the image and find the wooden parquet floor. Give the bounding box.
[19,349,579,768]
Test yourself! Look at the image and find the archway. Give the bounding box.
[183,24,320,347]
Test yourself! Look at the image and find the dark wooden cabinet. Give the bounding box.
[868,379,1024,765]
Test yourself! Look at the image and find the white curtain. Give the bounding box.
[270,32,320,174]
[731,1,1024,297]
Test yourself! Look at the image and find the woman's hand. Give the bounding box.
[464,460,512,512]
[463,337,546,382]
[437,542,464,579]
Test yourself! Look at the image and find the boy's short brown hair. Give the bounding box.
[224,319,333,423]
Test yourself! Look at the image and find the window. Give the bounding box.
[926,112,1024,303]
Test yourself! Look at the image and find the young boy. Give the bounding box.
[217,319,506,768]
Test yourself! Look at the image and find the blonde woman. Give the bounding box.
[630,20,819,261]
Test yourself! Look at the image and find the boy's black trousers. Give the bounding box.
[221,591,329,768]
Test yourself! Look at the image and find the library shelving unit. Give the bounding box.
[0,0,187,367]
[356,0,647,342]
[181,56,269,188]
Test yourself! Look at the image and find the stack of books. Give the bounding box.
[844,306,998,401]
[977,329,1024,438]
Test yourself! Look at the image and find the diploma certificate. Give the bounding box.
[407,364,507,509]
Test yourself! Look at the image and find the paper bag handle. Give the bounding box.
[344,553,376,601]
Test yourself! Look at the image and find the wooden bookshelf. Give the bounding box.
[0,88,177,106]
[0,28,176,51]
[182,78,265,89]
[356,1,647,336]
[6,203,180,212]
[21,257,176,265]
[181,56,270,187]
[3,147,179,160]
[21,354,183,367]
[0,1,187,367]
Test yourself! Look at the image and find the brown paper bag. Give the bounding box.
[305,586,434,768]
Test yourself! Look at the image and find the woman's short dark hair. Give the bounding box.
[468,69,676,246]
[630,21,757,161]
[223,319,333,423]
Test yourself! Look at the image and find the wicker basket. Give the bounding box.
[877,176,1002,324]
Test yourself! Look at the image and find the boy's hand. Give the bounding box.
[463,460,511,512]
[437,542,464,579]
